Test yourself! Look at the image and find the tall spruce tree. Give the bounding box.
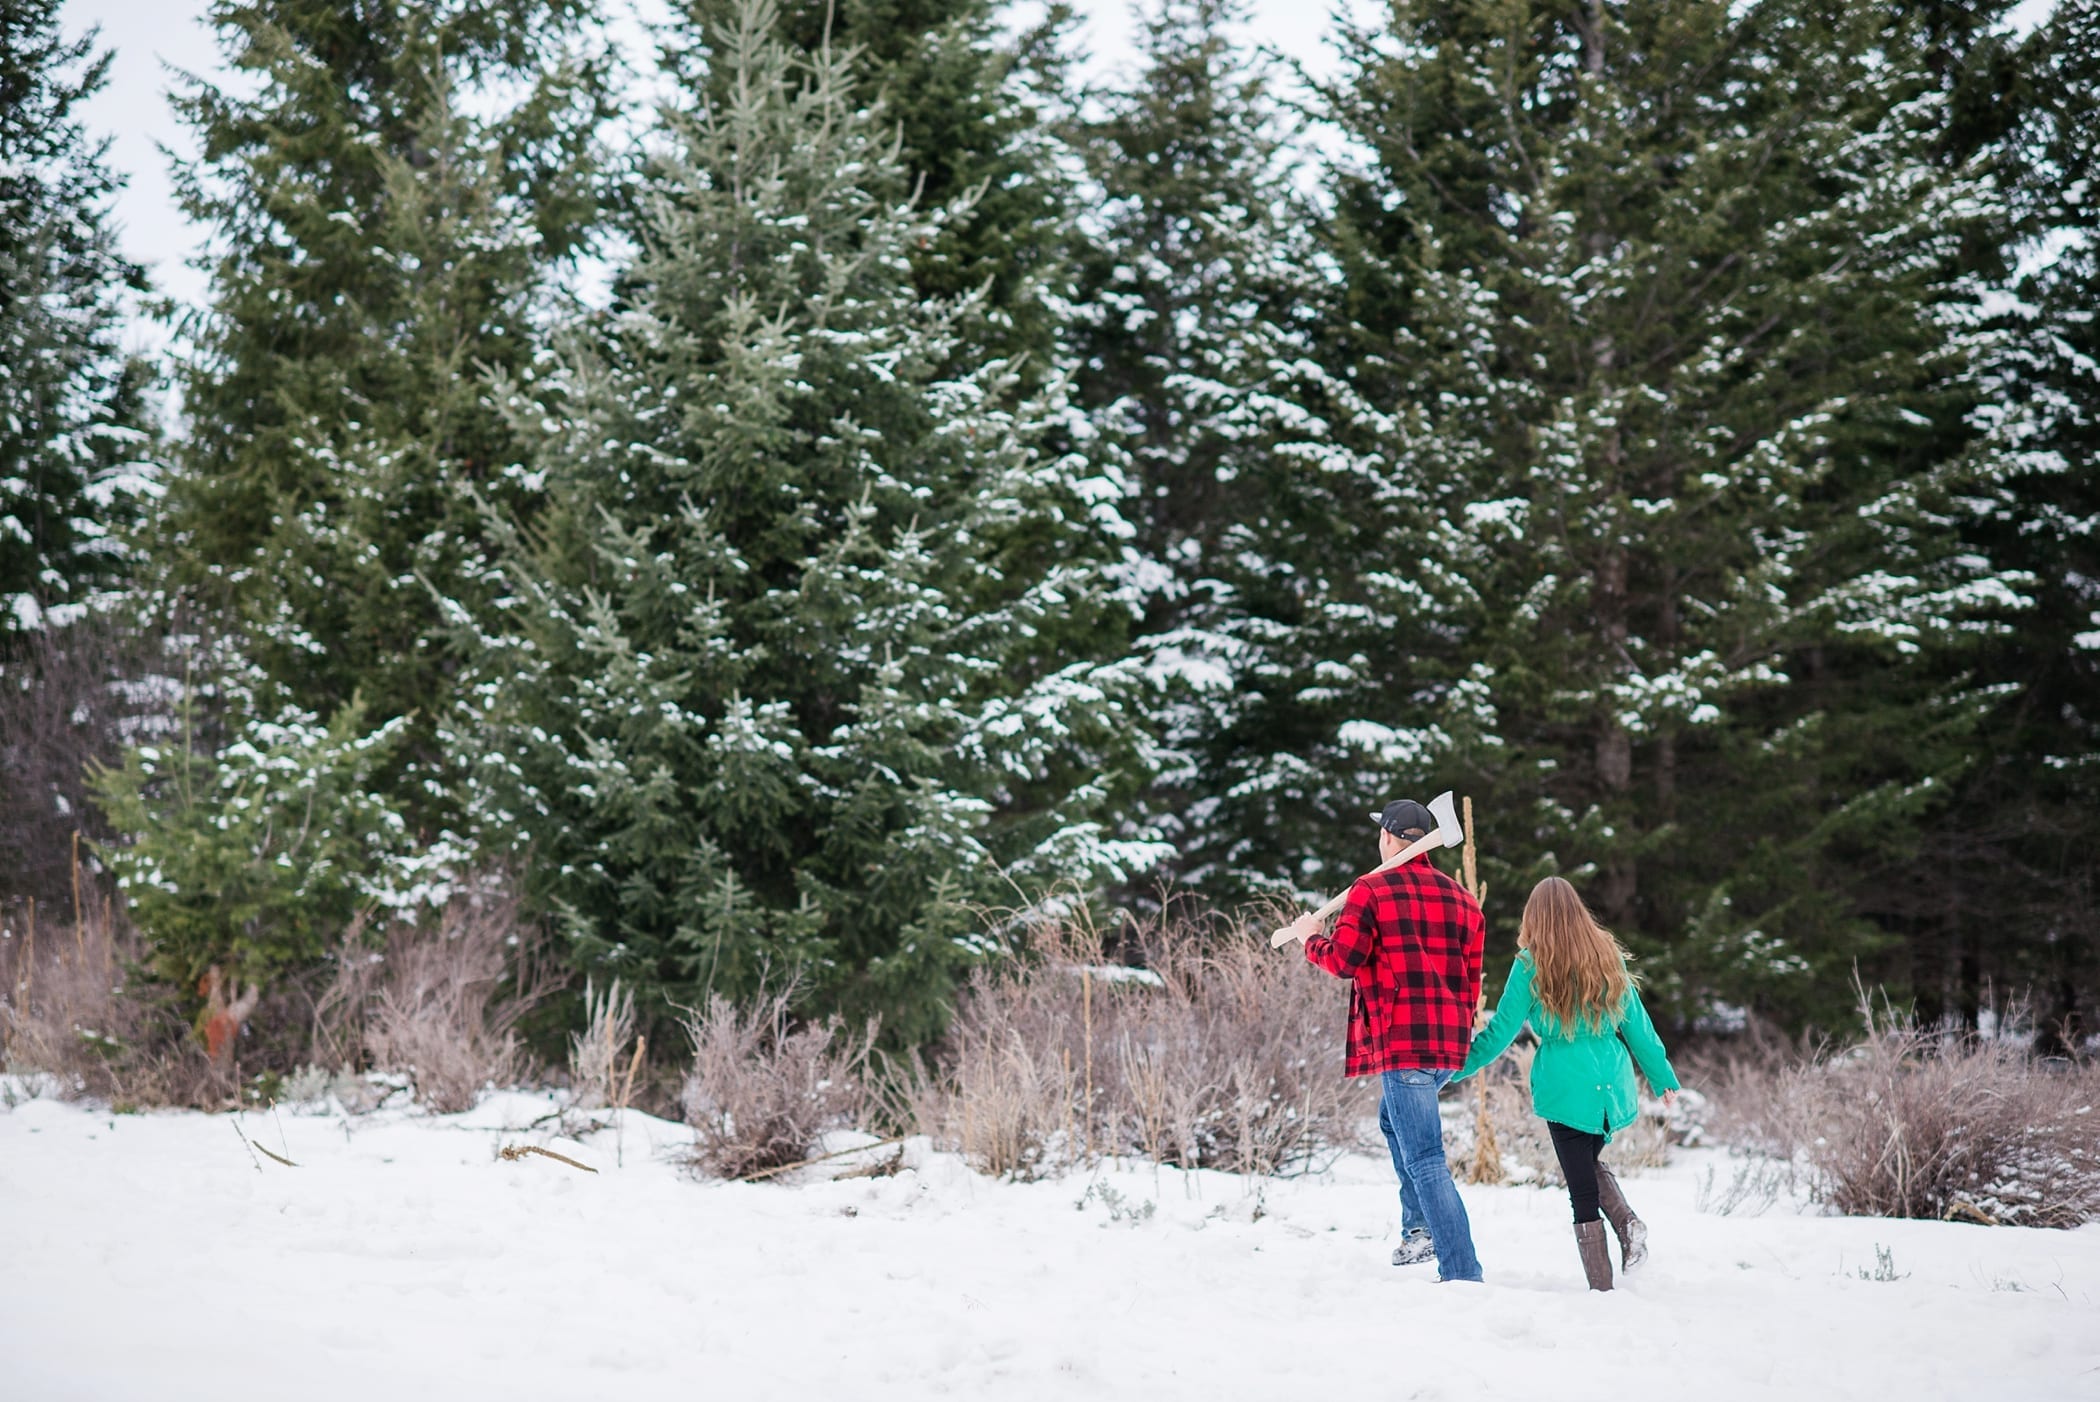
[663,0,1077,373]
[1067,0,1372,900]
[450,0,1159,1040]
[1927,0,2100,1045]
[0,2,155,645]
[156,0,610,823]
[1313,0,2027,1025]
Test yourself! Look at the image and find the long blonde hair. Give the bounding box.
[1518,876,1633,1032]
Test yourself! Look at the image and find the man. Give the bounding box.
[1279,798,1486,1282]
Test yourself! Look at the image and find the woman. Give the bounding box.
[1452,876,1681,1292]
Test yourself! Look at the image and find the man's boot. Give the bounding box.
[1390,1230,1436,1267]
[1575,1220,1614,1292]
[1595,1165,1647,1270]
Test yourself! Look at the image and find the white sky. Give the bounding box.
[59,0,2060,354]
[59,0,1364,349]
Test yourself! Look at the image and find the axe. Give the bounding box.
[1270,790,1465,948]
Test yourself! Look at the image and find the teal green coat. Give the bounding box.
[1453,952,1680,1140]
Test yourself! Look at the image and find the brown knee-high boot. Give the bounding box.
[1574,1220,1613,1291]
[1595,1165,1647,1270]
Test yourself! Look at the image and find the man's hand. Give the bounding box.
[1269,912,1322,949]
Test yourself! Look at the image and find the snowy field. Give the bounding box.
[5,1085,2097,1402]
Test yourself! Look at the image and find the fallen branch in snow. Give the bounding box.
[835,1146,907,1180]
[741,1136,907,1183]
[500,1143,598,1174]
[229,1116,261,1172]
[232,1110,299,1167]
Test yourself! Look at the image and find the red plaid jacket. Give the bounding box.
[1302,855,1485,1076]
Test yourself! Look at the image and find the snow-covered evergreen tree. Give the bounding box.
[92,685,415,999]
[1315,0,2029,1022]
[155,0,611,823]
[684,0,1079,374]
[1931,0,2100,1044]
[0,2,156,644]
[451,0,1160,1040]
[1069,0,1392,901]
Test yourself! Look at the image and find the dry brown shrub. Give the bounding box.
[360,884,554,1113]
[5,866,553,1114]
[913,902,1370,1179]
[1712,1000,2100,1228]
[308,910,383,1074]
[681,988,875,1179]
[0,887,225,1108]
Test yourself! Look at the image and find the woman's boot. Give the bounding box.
[1595,1165,1648,1270]
[1575,1220,1614,1291]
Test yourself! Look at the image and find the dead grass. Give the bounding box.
[4,870,554,1115]
[0,887,225,1108]
[569,978,638,1110]
[1708,1000,2100,1228]
[908,903,1369,1179]
[359,883,555,1113]
[680,988,876,1180]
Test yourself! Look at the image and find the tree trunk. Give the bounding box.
[1595,544,1636,925]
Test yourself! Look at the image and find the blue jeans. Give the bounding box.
[1378,1068,1483,1282]
[1377,1075,1436,1240]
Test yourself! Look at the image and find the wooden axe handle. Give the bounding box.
[1271,829,1446,946]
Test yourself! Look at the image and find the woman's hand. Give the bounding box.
[1662,1089,1679,1110]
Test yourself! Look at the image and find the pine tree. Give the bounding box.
[666,0,1077,372]
[1066,0,1377,901]
[1922,0,2100,1045]
[451,0,1159,1041]
[1313,0,2028,1025]
[155,0,610,822]
[92,689,414,999]
[0,2,156,645]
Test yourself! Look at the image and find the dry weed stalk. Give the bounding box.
[309,909,380,1073]
[1456,794,1504,1185]
[1464,1078,1505,1185]
[569,977,637,1109]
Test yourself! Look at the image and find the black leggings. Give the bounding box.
[1548,1121,1607,1224]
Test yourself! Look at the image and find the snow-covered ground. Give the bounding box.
[5,1085,2097,1401]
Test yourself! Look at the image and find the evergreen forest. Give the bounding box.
[5,0,2097,1064]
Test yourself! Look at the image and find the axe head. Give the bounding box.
[1426,790,1463,851]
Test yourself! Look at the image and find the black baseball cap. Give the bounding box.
[1372,799,1433,838]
